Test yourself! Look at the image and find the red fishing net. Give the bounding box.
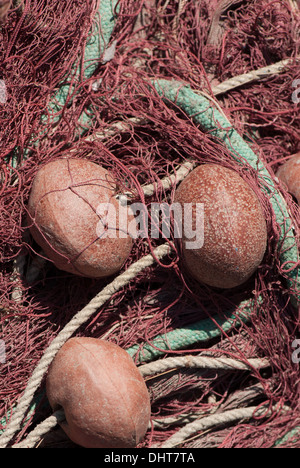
[1,0,300,448]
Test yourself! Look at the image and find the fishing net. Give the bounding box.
[0,0,300,448]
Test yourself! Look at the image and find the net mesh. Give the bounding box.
[0,0,300,448]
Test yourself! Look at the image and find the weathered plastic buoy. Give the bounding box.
[27,158,133,278]
[46,337,151,448]
[276,153,300,205]
[174,164,267,289]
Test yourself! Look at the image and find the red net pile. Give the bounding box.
[1,0,300,448]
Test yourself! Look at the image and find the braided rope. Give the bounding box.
[118,160,195,199]
[173,0,189,31]
[141,160,195,197]
[151,412,208,430]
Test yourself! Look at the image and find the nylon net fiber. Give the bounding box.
[0,0,300,448]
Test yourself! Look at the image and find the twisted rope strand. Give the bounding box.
[12,410,65,449]
[159,405,290,448]
[139,356,270,377]
[141,160,195,197]
[212,56,300,96]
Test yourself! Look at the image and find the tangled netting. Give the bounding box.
[1,0,300,448]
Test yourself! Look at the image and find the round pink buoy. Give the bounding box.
[276,153,300,205]
[46,337,151,449]
[174,164,268,289]
[27,158,133,278]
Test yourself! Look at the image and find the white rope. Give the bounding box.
[212,56,300,96]
[135,160,195,198]
[151,412,208,429]
[159,405,290,448]
[139,356,270,377]
[73,117,147,146]
[173,0,189,31]
[160,407,259,448]
[0,243,172,449]
[12,410,65,449]
[116,160,195,200]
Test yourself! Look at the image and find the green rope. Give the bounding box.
[44,0,118,129]
[127,298,255,362]
[274,426,300,447]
